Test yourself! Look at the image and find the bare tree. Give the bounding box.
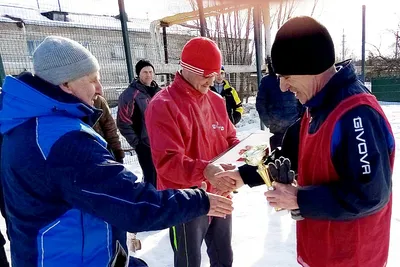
[272,0,297,29]
[310,0,319,17]
[188,0,255,100]
[367,42,400,78]
[269,0,319,30]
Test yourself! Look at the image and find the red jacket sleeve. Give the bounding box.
[145,101,209,188]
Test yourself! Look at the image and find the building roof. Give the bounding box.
[0,4,151,31]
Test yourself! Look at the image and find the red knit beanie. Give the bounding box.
[180,37,222,77]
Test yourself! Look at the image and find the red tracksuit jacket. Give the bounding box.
[145,72,239,191]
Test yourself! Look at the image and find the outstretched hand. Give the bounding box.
[206,192,234,218]
[204,163,236,193]
[214,168,244,192]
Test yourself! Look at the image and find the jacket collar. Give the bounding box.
[304,60,358,116]
[171,71,207,99]
[130,79,160,94]
[0,72,102,134]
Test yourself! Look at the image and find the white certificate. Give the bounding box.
[212,130,271,166]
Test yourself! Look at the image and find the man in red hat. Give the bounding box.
[146,37,239,267]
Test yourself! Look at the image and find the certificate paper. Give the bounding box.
[212,130,271,166]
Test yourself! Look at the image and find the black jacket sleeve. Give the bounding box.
[297,106,394,220]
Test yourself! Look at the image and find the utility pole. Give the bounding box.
[361,5,366,83]
[395,31,399,59]
[57,0,62,12]
[342,29,346,61]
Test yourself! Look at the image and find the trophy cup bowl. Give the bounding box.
[243,144,274,191]
[243,144,283,211]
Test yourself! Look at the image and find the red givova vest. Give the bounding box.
[297,94,394,267]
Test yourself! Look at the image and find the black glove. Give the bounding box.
[233,111,241,125]
[267,157,303,220]
[267,157,295,184]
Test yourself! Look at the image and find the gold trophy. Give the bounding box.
[243,144,282,211]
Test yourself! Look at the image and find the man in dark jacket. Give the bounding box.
[256,57,302,150]
[0,36,233,267]
[215,17,395,267]
[117,60,160,187]
[210,66,244,125]
[93,95,125,163]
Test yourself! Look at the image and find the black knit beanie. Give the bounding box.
[135,59,154,76]
[271,16,335,75]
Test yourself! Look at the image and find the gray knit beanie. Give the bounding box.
[33,36,100,85]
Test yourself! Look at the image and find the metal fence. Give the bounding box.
[371,77,400,102]
[0,1,260,102]
[0,0,262,163]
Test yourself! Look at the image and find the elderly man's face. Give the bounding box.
[60,71,103,106]
[183,70,216,94]
[278,74,316,104]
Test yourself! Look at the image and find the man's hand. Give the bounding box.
[206,192,234,218]
[204,163,236,192]
[214,169,244,191]
[264,182,299,210]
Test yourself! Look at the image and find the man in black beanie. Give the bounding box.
[214,16,395,267]
[117,59,161,187]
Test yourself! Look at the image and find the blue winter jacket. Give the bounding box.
[256,73,302,134]
[0,73,210,267]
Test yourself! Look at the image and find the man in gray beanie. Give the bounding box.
[0,36,234,266]
[33,36,100,88]
[215,16,395,267]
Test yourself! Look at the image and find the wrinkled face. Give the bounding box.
[215,71,225,84]
[278,74,316,104]
[60,71,103,106]
[183,70,216,94]
[139,66,154,86]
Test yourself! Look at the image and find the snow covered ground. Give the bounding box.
[0,100,399,266]
[131,101,400,267]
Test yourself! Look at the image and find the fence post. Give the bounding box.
[253,5,264,130]
[0,54,5,86]
[162,26,171,85]
[118,0,134,83]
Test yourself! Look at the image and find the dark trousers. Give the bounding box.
[270,132,285,151]
[169,215,233,267]
[0,245,9,267]
[135,144,157,188]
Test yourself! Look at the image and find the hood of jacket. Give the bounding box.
[0,72,101,134]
